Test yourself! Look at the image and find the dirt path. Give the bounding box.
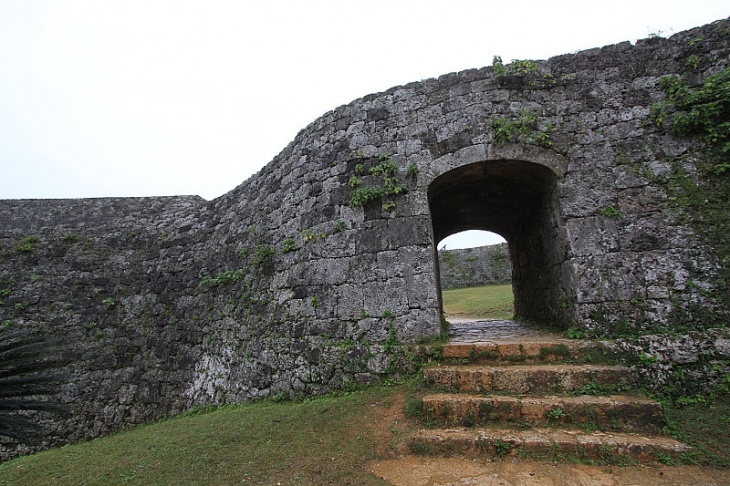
[368,456,730,485]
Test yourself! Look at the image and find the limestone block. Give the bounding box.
[565,217,619,257]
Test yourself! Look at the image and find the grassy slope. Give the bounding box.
[0,387,406,486]
[441,283,514,319]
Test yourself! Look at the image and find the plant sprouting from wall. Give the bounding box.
[685,54,701,70]
[199,268,249,288]
[300,229,327,244]
[280,238,297,253]
[599,206,623,219]
[490,111,554,148]
[510,59,538,75]
[349,154,407,210]
[101,298,117,309]
[0,279,13,307]
[406,162,419,178]
[252,244,275,268]
[333,221,347,233]
[61,233,79,243]
[492,56,554,88]
[492,56,506,75]
[301,229,316,244]
[13,236,39,254]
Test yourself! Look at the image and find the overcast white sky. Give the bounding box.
[1,1,727,248]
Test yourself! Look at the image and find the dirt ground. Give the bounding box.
[366,391,730,486]
[367,456,730,485]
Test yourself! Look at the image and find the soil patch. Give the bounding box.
[367,456,730,485]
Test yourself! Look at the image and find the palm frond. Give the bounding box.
[0,329,68,444]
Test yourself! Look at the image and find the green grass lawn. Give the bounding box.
[441,283,514,319]
[0,387,404,486]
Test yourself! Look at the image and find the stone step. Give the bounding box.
[424,364,636,394]
[420,393,664,432]
[441,340,592,364]
[409,427,691,463]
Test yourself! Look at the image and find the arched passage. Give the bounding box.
[428,158,566,325]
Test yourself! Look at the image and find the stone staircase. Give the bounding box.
[408,320,691,463]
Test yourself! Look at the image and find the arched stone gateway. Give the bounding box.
[1,18,729,459]
[428,147,566,323]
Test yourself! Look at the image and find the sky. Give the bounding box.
[1,1,728,249]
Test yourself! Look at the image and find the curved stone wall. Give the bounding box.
[1,18,729,459]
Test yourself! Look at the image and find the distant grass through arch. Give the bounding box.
[441,283,514,320]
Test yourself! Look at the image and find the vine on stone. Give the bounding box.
[349,154,407,210]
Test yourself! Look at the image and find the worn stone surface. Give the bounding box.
[424,364,637,394]
[421,393,664,432]
[609,327,730,395]
[1,18,729,459]
[409,427,691,462]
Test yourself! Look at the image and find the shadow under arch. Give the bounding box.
[428,158,567,325]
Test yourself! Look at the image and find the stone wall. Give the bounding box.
[438,244,512,289]
[1,17,729,459]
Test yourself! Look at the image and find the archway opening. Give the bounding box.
[428,159,564,326]
[437,230,514,321]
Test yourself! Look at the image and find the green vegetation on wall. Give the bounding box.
[652,67,730,311]
[12,236,39,254]
[492,56,538,76]
[599,206,623,219]
[199,268,249,288]
[491,56,556,89]
[490,111,554,148]
[280,237,297,253]
[252,244,275,268]
[349,154,407,210]
[653,67,730,174]
[0,278,13,307]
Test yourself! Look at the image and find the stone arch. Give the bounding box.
[427,144,569,324]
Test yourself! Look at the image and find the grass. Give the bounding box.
[0,386,407,486]
[662,394,730,467]
[441,283,514,319]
